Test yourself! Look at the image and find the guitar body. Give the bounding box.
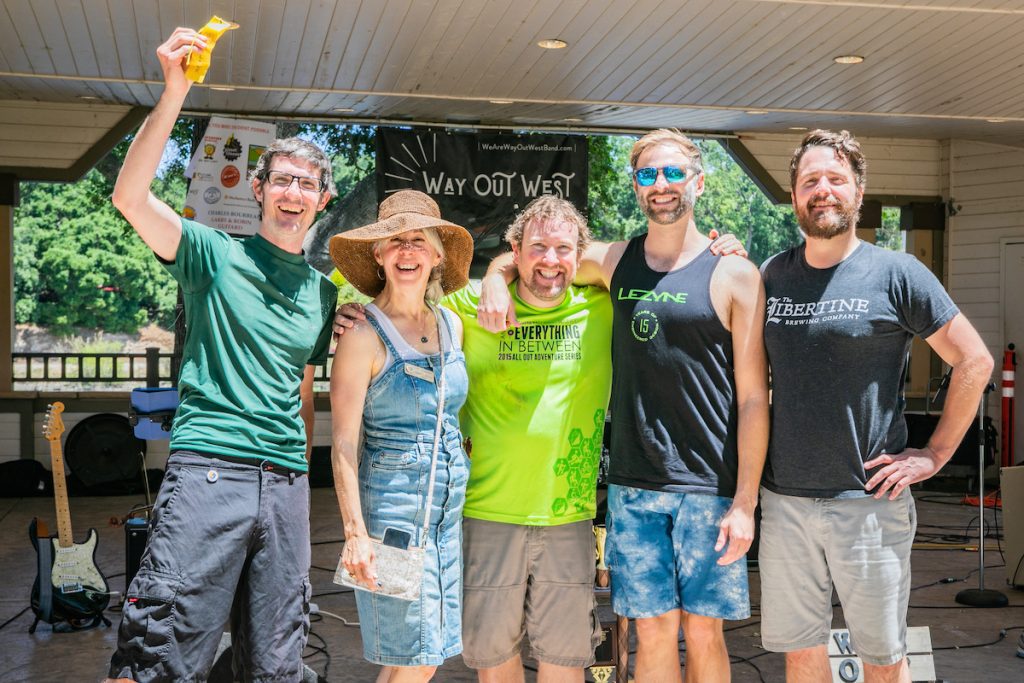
[29,519,110,623]
[28,403,111,629]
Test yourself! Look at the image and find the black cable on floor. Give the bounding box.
[303,627,331,681]
[729,650,771,683]
[933,629,1008,650]
[0,605,30,631]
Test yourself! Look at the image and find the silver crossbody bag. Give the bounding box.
[334,307,448,602]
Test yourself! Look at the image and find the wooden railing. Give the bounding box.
[11,348,331,387]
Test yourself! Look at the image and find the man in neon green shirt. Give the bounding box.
[449,196,612,681]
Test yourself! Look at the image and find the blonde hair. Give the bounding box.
[372,228,447,303]
[630,128,703,175]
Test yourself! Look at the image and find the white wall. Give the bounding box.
[947,140,1024,350]
[946,139,1024,419]
[739,132,944,197]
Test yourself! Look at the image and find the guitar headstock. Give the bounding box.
[43,402,65,441]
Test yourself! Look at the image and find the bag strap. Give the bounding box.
[418,303,446,549]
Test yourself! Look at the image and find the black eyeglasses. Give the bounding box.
[632,165,691,187]
[265,170,325,193]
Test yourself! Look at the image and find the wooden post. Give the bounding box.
[145,347,160,387]
[0,174,16,392]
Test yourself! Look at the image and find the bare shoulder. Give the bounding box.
[578,239,630,288]
[335,318,383,356]
[715,253,761,286]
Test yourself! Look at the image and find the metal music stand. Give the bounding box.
[955,382,1008,608]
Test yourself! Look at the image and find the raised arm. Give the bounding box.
[714,257,769,565]
[329,321,384,589]
[111,28,207,260]
[865,313,994,498]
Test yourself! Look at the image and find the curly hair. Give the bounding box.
[503,195,591,258]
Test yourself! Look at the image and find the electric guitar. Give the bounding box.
[29,402,110,629]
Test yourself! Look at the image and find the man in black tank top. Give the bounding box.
[480,129,769,682]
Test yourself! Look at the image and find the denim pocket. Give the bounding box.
[370,446,420,470]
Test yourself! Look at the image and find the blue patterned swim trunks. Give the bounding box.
[605,484,750,621]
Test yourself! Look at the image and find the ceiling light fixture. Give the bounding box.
[745,110,768,115]
[563,117,582,122]
[333,107,355,113]
[986,118,1007,123]
[788,126,808,131]
[833,55,865,65]
[77,95,100,101]
[489,99,514,105]
[537,38,568,49]
[209,86,235,92]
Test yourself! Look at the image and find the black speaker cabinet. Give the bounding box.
[903,412,995,469]
[124,517,148,589]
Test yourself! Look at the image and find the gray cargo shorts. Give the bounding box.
[758,487,916,666]
[108,451,312,682]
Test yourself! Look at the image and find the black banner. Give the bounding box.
[376,129,588,259]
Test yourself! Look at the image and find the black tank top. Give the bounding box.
[608,236,738,495]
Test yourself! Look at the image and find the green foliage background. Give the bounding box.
[12,122,902,337]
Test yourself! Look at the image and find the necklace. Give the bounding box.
[419,309,432,344]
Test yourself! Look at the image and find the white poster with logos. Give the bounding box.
[183,116,277,236]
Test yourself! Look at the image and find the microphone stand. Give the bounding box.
[955,382,1008,608]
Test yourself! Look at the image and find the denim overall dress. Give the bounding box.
[355,305,470,666]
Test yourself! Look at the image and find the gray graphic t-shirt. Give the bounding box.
[761,241,958,498]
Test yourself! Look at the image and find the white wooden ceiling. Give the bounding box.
[3,0,1024,180]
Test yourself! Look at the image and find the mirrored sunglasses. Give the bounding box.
[633,165,689,187]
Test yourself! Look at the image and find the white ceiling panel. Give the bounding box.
[2,0,1024,180]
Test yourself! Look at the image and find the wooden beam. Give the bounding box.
[719,137,789,203]
[0,106,149,183]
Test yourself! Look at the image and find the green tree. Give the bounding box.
[587,135,645,241]
[695,140,803,265]
[586,135,804,264]
[877,207,904,251]
[13,119,195,335]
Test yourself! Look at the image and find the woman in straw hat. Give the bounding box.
[329,190,473,679]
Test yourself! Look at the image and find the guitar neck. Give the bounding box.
[49,438,74,548]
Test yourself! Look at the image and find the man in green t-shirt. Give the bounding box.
[105,29,337,683]
[335,195,612,679]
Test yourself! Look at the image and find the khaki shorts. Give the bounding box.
[462,518,602,669]
[758,487,917,666]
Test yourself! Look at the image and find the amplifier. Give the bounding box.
[1001,466,1024,588]
[124,517,148,589]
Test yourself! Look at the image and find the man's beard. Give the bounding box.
[639,182,696,225]
[796,197,859,239]
[520,269,568,302]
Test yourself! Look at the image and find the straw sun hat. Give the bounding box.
[329,190,473,298]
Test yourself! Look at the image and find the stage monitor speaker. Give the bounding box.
[1000,465,1024,588]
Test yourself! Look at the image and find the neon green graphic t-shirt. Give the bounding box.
[445,283,612,526]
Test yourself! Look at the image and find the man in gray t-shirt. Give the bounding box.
[758,130,993,683]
